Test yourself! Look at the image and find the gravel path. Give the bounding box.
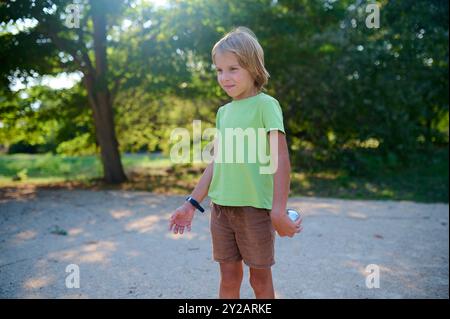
[0,189,448,298]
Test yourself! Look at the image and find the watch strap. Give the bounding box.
[186,196,205,213]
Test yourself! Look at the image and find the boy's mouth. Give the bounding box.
[224,85,235,90]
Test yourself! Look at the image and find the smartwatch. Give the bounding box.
[185,196,205,213]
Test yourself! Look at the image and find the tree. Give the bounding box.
[1,0,127,183]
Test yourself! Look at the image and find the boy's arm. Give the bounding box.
[185,138,217,206]
[188,160,214,205]
[171,145,215,233]
[269,130,301,237]
[270,130,291,213]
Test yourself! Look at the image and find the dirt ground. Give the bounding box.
[0,188,448,298]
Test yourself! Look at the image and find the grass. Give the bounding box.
[0,153,171,183]
[290,148,449,203]
[0,150,448,203]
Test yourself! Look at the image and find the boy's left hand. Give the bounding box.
[270,210,303,237]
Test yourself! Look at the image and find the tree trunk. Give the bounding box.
[86,0,126,183]
[93,98,127,184]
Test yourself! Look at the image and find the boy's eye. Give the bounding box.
[215,67,238,74]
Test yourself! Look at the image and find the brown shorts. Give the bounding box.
[210,202,275,269]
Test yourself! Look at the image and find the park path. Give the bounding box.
[0,189,448,298]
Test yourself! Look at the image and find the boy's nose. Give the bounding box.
[219,73,231,81]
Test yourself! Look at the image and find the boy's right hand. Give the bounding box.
[169,202,196,235]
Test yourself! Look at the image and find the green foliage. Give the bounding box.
[0,0,448,183]
[56,132,96,155]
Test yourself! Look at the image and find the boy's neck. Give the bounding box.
[233,87,260,101]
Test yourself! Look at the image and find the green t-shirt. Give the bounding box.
[207,92,286,210]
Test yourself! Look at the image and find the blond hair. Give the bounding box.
[211,26,270,92]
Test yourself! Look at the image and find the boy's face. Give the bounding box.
[214,51,257,100]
